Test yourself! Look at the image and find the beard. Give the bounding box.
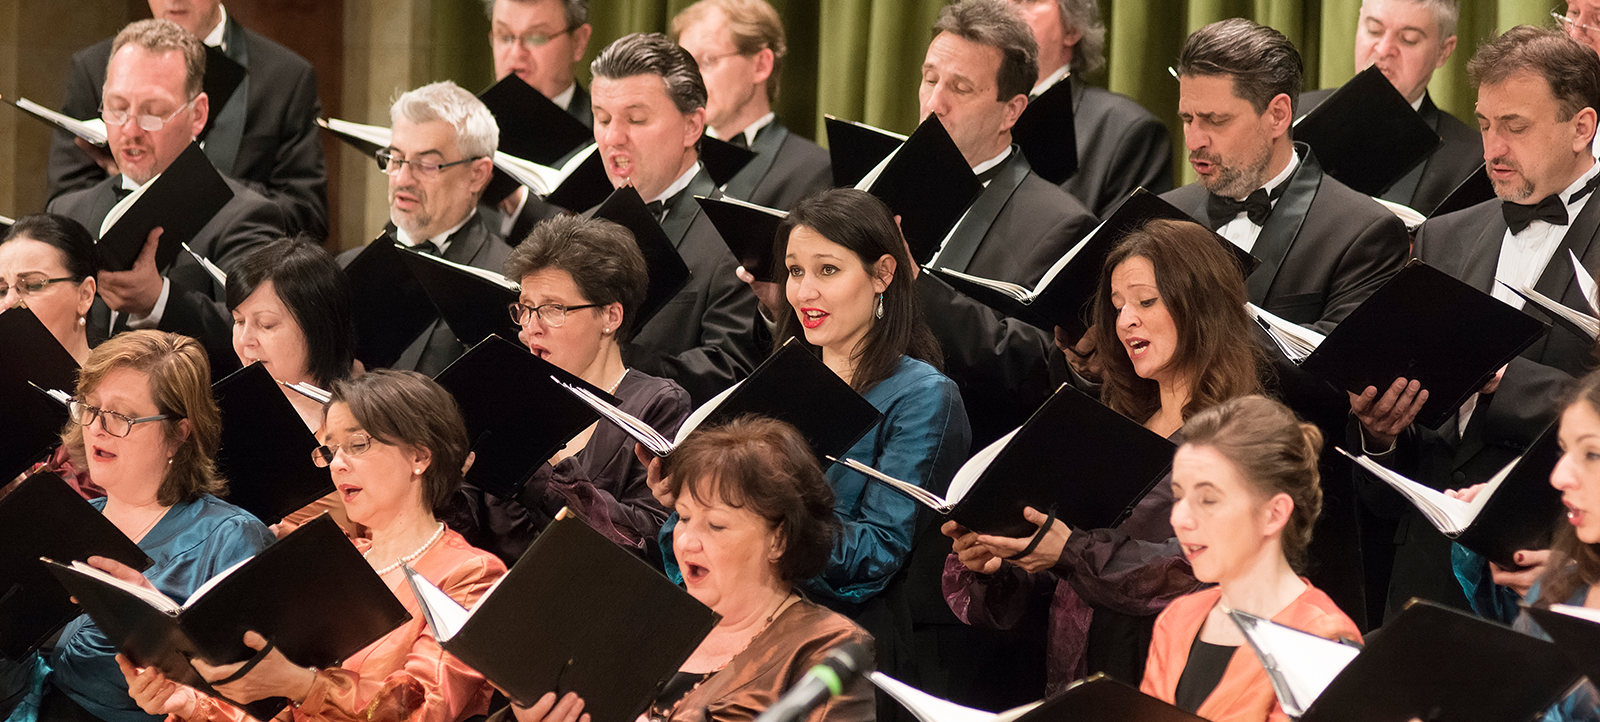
[1193,142,1274,199]
[388,184,435,236]
[1488,156,1536,203]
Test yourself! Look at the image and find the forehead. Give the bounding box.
[1110,255,1157,287]
[389,117,461,156]
[785,225,851,257]
[1177,73,1253,113]
[924,31,1003,85]
[1477,71,1564,118]
[321,402,361,438]
[104,45,188,99]
[1359,0,1440,32]
[518,267,583,298]
[591,73,679,112]
[492,0,566,28]
[678,9,735,52]
[90,366,156,408]
[1173,444,1249,489]
[0,238,69,272]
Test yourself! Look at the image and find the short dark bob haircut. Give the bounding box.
[225,237,356,388]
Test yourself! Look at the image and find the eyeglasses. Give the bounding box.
[68,400,173,438]
[99,96,198,132]
[508,301,601,327]
[490,27,575,51]
[374,149,481,179]
[311,432,375,468]
[0,273,76,298]
[692,49,758,72]
[1554,10,1600,36]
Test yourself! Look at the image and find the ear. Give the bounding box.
[751,47,775,87]
[77,276,97,318]
[408,445,434,476]
[684,106,707,150]
[1575,107,1598,155]
[767,521,788,563]
[468,156,495,196]
[570,23,593,63]
[999,93,1028,134]
[871,253,896,294]
[168,418,192,458]
[1437,35,1458,67]
[1062,24,1084,52]
[1261,492,1294,538]
[1265,92,1293,139]
[601,301,625,335]
[188,92,210,141]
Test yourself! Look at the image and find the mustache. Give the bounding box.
[1488,156,1522,173]
[1188,150,1220,164]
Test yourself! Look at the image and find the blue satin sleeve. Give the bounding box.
[1518,584,1600,722]
[47,495,275,722]
[1450,543,1524,625]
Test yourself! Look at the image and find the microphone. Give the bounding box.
[752,642,872,722]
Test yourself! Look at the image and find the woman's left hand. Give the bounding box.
[511,692,589,722]
[974,507,1071,573]
[85,556,162,594]
[191,631,316,704]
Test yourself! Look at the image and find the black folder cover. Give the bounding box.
[591,186,692,334]
[211,363,332,525]
[418,515,718,720]
[544,151,614,214]
[198,47,247,142]
[824,115,904,188]
[396,247,521,350]
[433,335,615,498]
[863,115,984,264]
[1298,260,1548,429]
[1293,65,1442,197]
[932,189,1258,337]
[320,118,384,157]
[0,473,151,661]
[1525,605,1600,688]
[0,214,12,232]
[1301,600,1579,722]
[1012,78,1078,185]
[95,142,235,273]
[696,196,786,283]
[701,134,758,187]
[46,516,410,719]
[0,306,78,480]
[692,339,881,462]
[1453,422,1566,568]
[1430,163,1495,218]
[342,234,437,369]
[478,75,594,206]
[1017,675,1202,722]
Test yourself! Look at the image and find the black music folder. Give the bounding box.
[0,306,78,480]
[824,115,905,188]
[396,247,521,350]
[45,515,410,719]
[1012,77,1078,185]
[1341,422,1565,568]
[701,133,758,187]
[402,514,718,721]
[932,189,1258,337]
[1235,599,1579,722]
[1431,164,1495,218]
[4,95,107,146]
[95,142,235,272]
[1297,260,1548,429]
[211,363,332,525]
[1525,604,1600,687]
[198,47,247,142]
[478,74,594,205]
[1293,64,1442,197]
[696,195,786,283]
[563,338,881,461]
[0,214,12,232]
[543,151,613,213]
[874,671,1203,722]
[342,234,437,369]
[590,186,692,333]
[432,335,614,498]
[0,473,151,661]
[835,384,1174,538]
[854,115,984,264]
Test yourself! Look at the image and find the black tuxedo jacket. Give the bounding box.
[1297,89,1482,216]
[336,211,511,378]
[49,18,329,239]
[50,174,285,378]
[1058,76,1175,217]
[719,119,832,210]
[600,168,759,406]
[1162,145,1410,334]
[567,83,593,128]
[919,149,1098,447]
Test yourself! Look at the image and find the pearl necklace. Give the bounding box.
[366,522,446,575]
[607,368,628,395]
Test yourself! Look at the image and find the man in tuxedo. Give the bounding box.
[1560,0,1600,58]
[1353,26,1600,621]
[49,0,327,239]
[1297,0,1481,215]
[48,19,284,377]
[589,33,759,405]
[341,81,509,377]
[482,0,594,239]
[670,0,831,210]
[1009,0,1173,216]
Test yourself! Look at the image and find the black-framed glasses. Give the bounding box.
[311,432,375,468]
[374,149,481,178]
[68,400,173,438]
[1554,9,1600,35]
[99,96,199,132]
[490,27,575,51]
[508,301,601,328]
[0,273,76,298]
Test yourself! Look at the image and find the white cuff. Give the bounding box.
[125,277,171,329]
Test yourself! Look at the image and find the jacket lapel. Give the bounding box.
[443,213,488,265]
[720,121,787,202]
[204,17,249,175]
[660,168,716,249]
[1246,142,1322,304]
[933,148,1032,275]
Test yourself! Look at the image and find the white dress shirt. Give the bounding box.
[1214,150,1300,253]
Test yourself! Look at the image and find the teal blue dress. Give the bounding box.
[26,494,274,722]
[660,356,971,603]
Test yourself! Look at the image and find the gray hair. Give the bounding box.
[389,81,499,160]
[1056,0,1106,75]
[1363,0,1458,40]
[110,19,205,99]
[480,0,589,29]
[590,33,708,115]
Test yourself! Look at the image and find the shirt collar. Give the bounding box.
[970,145,1013,179]
[395,208,476,252]
[1031,64,1071,97]
[201,5,228,51]
[1259,148,1300,199]
[648,161,702,205]
[707,112,777,148]
[550,82,576,111]
[120,174,142,192]
[1409,92,1425,112]
[1560,158,1600,206]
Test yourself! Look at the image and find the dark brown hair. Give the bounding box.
[1469,25,1600,122]
[1180,395,1324,572]
[1176,18,1303,114]
[665,416,838,582]
[62,330,225,505]
[504,215,649,342]
[933,0,1039,102]
[327,369,469,516]
[4,214,97,283]
[772,188,942,392]
[1092,218,1266,424]
[591,33,707,114]
[225,238,355,388]
[1535,370,1600,607]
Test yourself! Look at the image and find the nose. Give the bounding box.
[1552,451,1582,492]
[1183,123,1207,152]
[1170,494,1196,531]
[792,273,820,303]
[1373,31,1397,57]
[1117,303,1140,331]
[600,120,628,148]
[1481,128,1508,164]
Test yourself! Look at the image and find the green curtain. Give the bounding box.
[435,0,1556,184]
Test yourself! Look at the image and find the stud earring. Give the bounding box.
[78,316,87,327]
[875,293,884,319]
[414,468,423,475]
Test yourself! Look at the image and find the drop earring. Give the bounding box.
[875,293,884,319]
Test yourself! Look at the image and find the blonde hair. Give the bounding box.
[671,0,787,103]
[110,19,206,99]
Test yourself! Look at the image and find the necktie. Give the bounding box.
[1502,173,1600,234]
[1206,186,1279,228]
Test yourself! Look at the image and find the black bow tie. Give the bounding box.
[113,184,135,200]
[727,133,750,150]
[412,240,441,256]
[1207,186,1281,228]
[1502,174,1600,234]
[645,200,667,223]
